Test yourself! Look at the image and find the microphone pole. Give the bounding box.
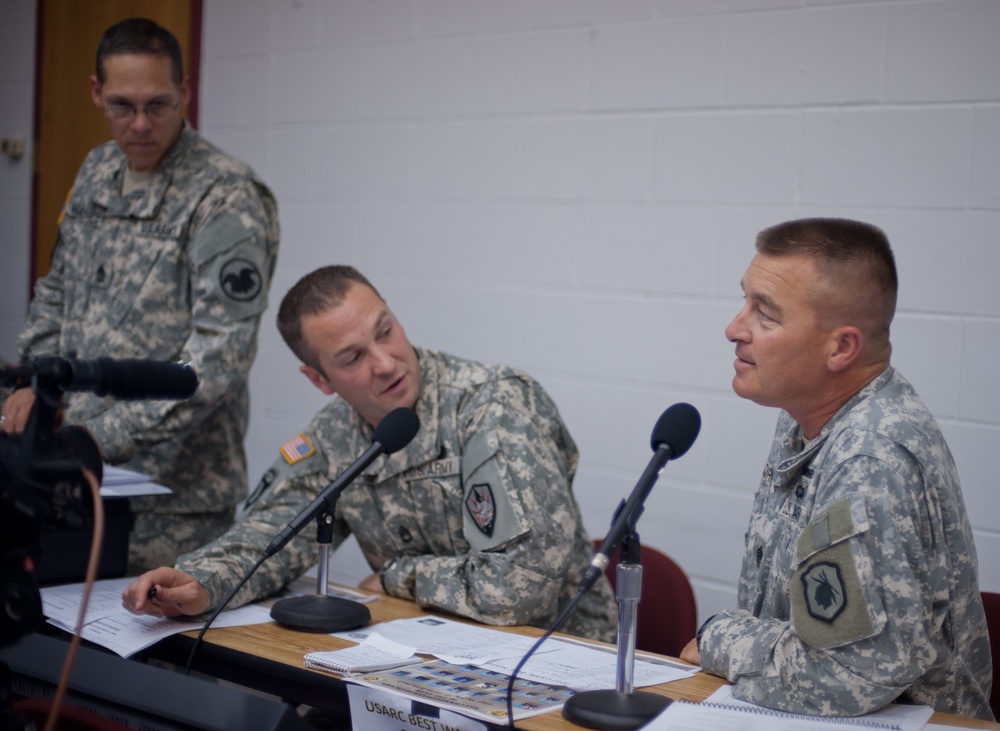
[268,407,420,633]
[577,441,671,595]
[183,407,419,673]
[578,403,701,595]
[563,403,701,731]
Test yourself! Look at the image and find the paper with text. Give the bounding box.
[41,577,273,657]
[331,616,698,691]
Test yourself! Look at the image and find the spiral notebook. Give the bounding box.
[304,634,422,674]
[644,686,934,731]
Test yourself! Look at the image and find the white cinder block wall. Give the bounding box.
[2,0,998,625]
[0,1,35,359]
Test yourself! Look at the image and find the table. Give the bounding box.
[147,593,998,730]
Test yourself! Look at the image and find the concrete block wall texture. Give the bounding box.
[2,0,998,622]
[0,1,36,363]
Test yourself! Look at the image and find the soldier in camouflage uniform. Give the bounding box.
[681,219,993,720]
[122,266,616,642]
[0,19,279,575]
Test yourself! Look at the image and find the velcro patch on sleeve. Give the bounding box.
[280,433,315,465]
[791,496,881,649]
[461,428,528,551]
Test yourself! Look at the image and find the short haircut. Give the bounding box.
[276,266,381,369]
[756,218,898,339]
[96,17,184,86]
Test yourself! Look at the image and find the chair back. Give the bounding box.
[595,539,697,658]
[983,591,1000,720]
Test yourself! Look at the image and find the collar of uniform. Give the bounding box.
[771,416,826,485]
[91,122,195,217]
[372,346,443,482]
[771,365,896,482]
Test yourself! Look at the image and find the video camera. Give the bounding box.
[0,355,197,648]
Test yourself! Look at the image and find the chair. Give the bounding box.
[594,539,698,658]
[983,591,1000,720]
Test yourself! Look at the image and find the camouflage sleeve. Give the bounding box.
[379,377,582,627]
[699,451,937,716]
[17,234,69,358]
[175,441,344,612]
[80,179,279,463]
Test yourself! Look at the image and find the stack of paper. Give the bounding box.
[307,617,701,725]
[40,577,272,657]
[100,464,172,497]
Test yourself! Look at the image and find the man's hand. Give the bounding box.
[122,567,210,618]
[358,572,385,595]
[0,388,36,434]
[679,637,701,665]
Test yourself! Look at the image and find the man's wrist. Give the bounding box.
[378,554,415,598]
[378,555,399,591]
[696,613,717,650]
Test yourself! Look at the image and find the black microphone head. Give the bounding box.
[68,358,198,400]
[373,407,420,454]
[651,402,701,459]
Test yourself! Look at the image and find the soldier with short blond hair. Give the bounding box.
[682,219,993,721]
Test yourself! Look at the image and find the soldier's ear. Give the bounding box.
[179,75,191,110]
[827,326,863,372]
[90,75,103,109]
[300,365,335,396]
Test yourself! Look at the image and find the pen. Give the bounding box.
[147,586,157,601]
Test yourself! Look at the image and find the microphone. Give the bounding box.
[263,407,420,560]
[266,407,419,633]
[579,403,700,594]
[3,356,198,401]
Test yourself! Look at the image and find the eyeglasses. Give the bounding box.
[102,100,180,120]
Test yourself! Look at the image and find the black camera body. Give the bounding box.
[0,354,196,650]
[0,425,107,648]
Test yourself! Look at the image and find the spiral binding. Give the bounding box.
[693,702,902,730]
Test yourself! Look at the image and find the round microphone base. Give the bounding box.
[562,689,672,731]
[269,595,371,633]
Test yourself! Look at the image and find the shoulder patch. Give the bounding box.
[801,561,847,622]
[280,433,315,465]
[220,258,263,301]
[461,429,529,551]
[791,535,880,649]
[465,483,496,537]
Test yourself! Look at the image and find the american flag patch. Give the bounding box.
[280,434,315,465]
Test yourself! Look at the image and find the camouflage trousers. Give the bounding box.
[127,509,234,576]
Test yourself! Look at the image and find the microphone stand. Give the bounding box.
[269,506,371,632]
[562,533,671,731]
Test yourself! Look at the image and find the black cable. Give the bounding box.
[502,586,587,728]
[180,408,418,675]
[182,552,269,676]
